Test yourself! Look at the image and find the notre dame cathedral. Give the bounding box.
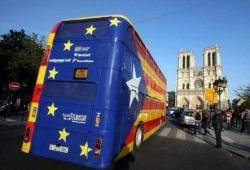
[176,45,229,110]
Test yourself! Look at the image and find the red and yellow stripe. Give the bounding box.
[116,30,167,159]
[21,22,60,153]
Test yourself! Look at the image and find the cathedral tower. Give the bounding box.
[176,45,228,109]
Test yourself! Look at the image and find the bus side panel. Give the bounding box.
[115,28,167,160]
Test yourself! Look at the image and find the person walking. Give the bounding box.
[194,110,202,135]
[209,108,216,128]
[240,110,246,133]
[245,109,250,134]
[212,109,223,148]
[202,110,211,135]
[225,110,232,129]
[231,109,237,128]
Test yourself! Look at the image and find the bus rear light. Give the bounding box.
[94,138,102,157]
[32,84,42,102]
[31,106,38,119]
[24,124,34,143]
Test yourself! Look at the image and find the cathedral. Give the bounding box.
[176,45,229,110]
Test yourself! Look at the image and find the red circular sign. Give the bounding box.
[9,82,20,90]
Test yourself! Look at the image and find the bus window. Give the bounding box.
[56,20,109,39]
[42,81,96,99]
[122,50,132,73]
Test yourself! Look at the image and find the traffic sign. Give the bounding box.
[204,88,217,104]
[9,82,20,91]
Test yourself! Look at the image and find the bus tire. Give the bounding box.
[134,123,144,150]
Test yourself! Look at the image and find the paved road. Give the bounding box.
[0,118,249,170]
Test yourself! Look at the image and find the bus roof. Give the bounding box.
[62,14,134,27]
[60,14,166,84]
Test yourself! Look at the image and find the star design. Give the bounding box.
[85,25,96,35]
[48,67,58,79]
[63,40,74,51]
[126,65,141,107]
[47,102,58,116]
[80,142,92,158]
[109,17,121,27]
[58,128,70,143]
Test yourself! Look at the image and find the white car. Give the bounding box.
[180,110,196,126]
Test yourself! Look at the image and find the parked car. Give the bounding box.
[174,107,184,119]
[0,100,12,119]
[180,110,196,127]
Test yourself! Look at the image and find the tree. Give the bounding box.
[235,85,250,110]
[0,29,44,99]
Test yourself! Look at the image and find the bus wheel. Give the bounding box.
[134,123,143,150]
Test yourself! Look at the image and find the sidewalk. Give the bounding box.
[203,127,250,159]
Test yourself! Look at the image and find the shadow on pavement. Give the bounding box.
[0,122,250,170]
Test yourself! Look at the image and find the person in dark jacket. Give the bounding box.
[245,109,250,134]
[194,110,202,135]
[212,110,223,148]
[202,110,211,135]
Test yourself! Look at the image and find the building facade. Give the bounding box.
[168,91,176,108]
[176,45,228,110]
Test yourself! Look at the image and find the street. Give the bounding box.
[0,118,249,170]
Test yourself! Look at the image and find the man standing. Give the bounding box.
[212,110,223,148]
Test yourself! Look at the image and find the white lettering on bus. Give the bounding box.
[62,113,87,124]
[49,144,68,153]
[49,58,71,63]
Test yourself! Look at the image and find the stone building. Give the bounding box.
[176,45,228,109]
[168,91,176,108]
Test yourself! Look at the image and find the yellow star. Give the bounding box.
[85,25,96,35]
[63,40,74,51]
[47,102,58,116]
[48,67,58,79]
[80,142,92,158]
[109,18,121,27]
[58,128,70,143]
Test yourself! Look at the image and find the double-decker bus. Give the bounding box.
[21,15,167,169]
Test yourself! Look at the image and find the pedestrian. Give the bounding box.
[231,109,237,128]
[245,109,250,134]
[194,110,202,134]
[202,110,211,135]
[225,109,232,129]
[240,110,246,133]
[209,109,216,128]
[212,109,223,148]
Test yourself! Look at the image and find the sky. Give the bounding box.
[0,0,250,99]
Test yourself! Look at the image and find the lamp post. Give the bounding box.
[213,77,227,110]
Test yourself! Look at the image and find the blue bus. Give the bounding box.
[22,15,167,169]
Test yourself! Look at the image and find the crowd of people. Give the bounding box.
[192,108,250,148]
[193,108,250,134]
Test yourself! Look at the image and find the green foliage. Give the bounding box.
[235,85,250,110]
[0,29,44,96]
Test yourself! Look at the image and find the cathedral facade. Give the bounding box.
[176,45,228,110]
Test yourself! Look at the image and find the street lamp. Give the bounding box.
[213,77,227,110]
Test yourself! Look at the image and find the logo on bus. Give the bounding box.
[49,144,68,153]
[62,113,87,124]
[74,46,91,57]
